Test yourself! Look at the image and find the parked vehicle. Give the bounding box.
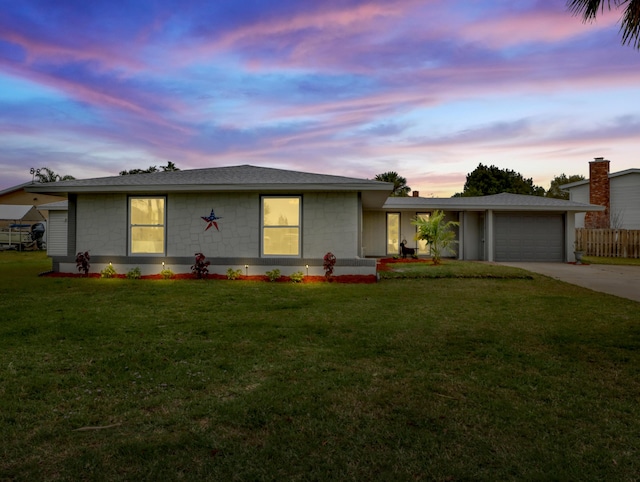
[0,223,46,250]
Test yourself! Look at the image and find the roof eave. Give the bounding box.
[26,182,393,198]
[382,201,606,212]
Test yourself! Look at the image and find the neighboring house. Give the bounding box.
[0,182,66,207]
[561,158,640,229]
[363,192,603,262]
[26,164,604,274]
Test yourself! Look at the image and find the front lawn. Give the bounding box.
[378,258,532,279]
[583,255,640,266]
[1,251,639,480]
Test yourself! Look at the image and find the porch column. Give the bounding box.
[458,211,464,260]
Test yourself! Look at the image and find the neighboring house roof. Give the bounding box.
[383,192,604,213]
[25,165,393,208]
[0,182,32,197]
[560,168,640,190]
[0,205,45,222]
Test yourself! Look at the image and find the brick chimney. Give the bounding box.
[584,157,610,228]
[412,190,419,197]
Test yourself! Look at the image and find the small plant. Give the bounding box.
[412,210,459,265]
[266,268,281,282]
[160,268,174,279]
[75,251,90,275]
[323,252,336,280]
[290,271,304,283]
[191,252,210,279]
[126,267,142,279]
[227,268,242,280]
[100,263,117,278]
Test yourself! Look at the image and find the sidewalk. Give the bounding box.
[499,262,640,303]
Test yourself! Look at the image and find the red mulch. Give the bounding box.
[40,271,377,284]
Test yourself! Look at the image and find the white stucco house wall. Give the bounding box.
[27,165,393,276]
[27,164,605,274]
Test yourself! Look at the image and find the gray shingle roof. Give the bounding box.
[384,192,604,212]
[25,164,394,209]
[25,164,392,193]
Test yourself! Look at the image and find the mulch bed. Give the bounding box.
[40,271,378,284]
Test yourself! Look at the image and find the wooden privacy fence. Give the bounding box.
[575,228,640,258]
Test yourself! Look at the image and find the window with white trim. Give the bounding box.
[129,196,166,254]
[262,196,300,256]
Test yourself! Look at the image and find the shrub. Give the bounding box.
[100,263,117,278]
[160,268,174,279]
[227,268,242,280]
[266,269,281,282]
[323,252,336,279]
[126,267,142,279]
[191,252,210,279]
[290,271,304,283]
[412,210,459,265]
[75,251,90,275]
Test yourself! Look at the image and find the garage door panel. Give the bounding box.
[495,213,564,262]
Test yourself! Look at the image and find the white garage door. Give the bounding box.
[494,213,564,262]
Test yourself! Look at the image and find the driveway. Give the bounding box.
[499,262,640,303]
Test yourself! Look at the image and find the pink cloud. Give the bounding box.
[462,8,620,48]
[2,28,146,73]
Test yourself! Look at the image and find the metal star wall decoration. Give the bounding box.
[201,209,222,231]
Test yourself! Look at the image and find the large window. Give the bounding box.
[262,196,300,256]
[129,197,165,254]
[386,212,400,255]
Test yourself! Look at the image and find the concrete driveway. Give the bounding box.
[499,262,640,303]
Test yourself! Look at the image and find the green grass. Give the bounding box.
[583,255,640,266]
[379,259,532,279]
[1,251,640,480]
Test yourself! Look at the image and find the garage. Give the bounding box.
[494,212,564,262]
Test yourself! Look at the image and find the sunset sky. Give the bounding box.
[1,0,638,196]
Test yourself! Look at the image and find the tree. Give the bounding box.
[32,167,75,183]
[454,163,545,197]
[162,161,179,172]
[567,0,640,49]
[120,162,180,175]
[412,210,459,265]
[374,171,411,197]
[546,173,586,199]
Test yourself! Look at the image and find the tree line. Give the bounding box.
[375,164,584,200]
